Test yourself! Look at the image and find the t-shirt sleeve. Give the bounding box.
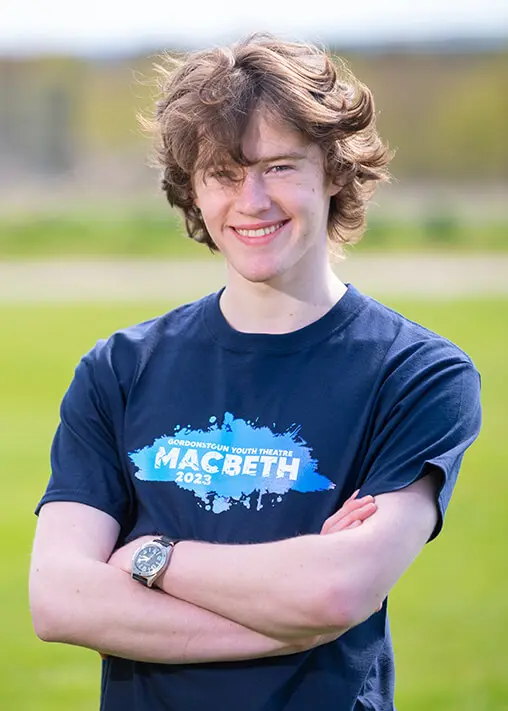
[358,347,481,540]
[35,343,133,527]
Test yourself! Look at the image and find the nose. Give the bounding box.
[234,171,271,214]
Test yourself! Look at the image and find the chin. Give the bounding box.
[237,264,285,284]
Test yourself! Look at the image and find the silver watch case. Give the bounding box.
[131,539,174,587]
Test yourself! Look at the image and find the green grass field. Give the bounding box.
[0,211,507,258]
[1,297,507,710]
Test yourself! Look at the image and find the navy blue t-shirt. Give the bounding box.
[37,284,481,711]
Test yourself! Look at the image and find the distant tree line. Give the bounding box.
[0,48,506,187]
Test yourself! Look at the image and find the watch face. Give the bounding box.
[133,543,167,577]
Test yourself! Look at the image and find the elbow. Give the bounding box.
[313,581,379,632]
[30,588,70,643]
[32,617,56,643]
[30,600,61,642]
[29,574,69,643]
[316,584,354,631]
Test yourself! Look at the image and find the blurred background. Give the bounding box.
[1,1,507,709]
[1,0,507,255]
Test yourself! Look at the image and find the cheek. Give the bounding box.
[198,205,230,251]
[198,199,223,229]
[286,179,321,208]
[197,188,230,222]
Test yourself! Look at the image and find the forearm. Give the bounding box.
[104,493,380,642]
[30,557,317,664]
[154,479,437,641]
[158,534,345,640]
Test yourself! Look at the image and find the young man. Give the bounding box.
[30,34,481,710]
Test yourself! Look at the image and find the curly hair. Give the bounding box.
[143,33,392,252]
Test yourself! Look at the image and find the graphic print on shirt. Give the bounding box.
[128,412,335,513]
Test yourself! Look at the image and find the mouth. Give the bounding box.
[230,220,290,245]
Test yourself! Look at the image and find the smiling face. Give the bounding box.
[192,110,341,288]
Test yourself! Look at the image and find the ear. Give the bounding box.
[189,175,200,210]
[191,187,201,211]
[327,174,347,197]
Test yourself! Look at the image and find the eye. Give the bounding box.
[268,164,293,175]
[206,168,243,183]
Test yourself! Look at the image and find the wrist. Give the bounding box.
[156,539,203,593]
[156,539,184,591]
[131,536,180,588]
[108,536,152,574]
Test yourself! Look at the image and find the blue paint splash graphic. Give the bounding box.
[129,412,334,513]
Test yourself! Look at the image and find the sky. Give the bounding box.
[2,0,508,55]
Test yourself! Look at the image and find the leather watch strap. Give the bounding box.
[155,536,179,547]
[132,572,149,586]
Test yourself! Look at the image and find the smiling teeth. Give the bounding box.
[235,222,285,237]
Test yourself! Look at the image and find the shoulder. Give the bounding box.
[344,288,481,420]
[354,289,477,372]
[79,294,213,394]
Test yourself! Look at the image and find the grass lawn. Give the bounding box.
[0,211,507,258]
[0,297,506,710]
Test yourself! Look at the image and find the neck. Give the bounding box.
[220,262,347,335]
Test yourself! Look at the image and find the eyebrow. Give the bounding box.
[255,151,308,164]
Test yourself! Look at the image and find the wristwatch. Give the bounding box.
[131,536,179,587]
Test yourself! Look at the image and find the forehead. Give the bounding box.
[240,111,312,163]
[191,107,324,186]
[194,108,322,176]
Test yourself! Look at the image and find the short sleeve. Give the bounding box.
[35,344,134,528]
[358,347,481,540]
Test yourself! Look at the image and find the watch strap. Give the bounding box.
[154,536,179,548]
[132,572,150,586]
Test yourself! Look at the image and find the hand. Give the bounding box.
[320,492,384,616]
[320,490,377,535]
[107,535,154,573]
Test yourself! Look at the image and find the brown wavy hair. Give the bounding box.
[143,33,392,252]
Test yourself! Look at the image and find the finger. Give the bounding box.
[372,598,385,614]
[345,519,362,530]
[337,502,377,530]
[346,489,360,502]
[324,502,377,534]
[343,495,375,513]
[323,495,375,528]
[332,495,375,524]
[320,495,375,534]
[321,503,375,535]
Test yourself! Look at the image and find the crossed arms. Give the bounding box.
[29,473,438,664]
